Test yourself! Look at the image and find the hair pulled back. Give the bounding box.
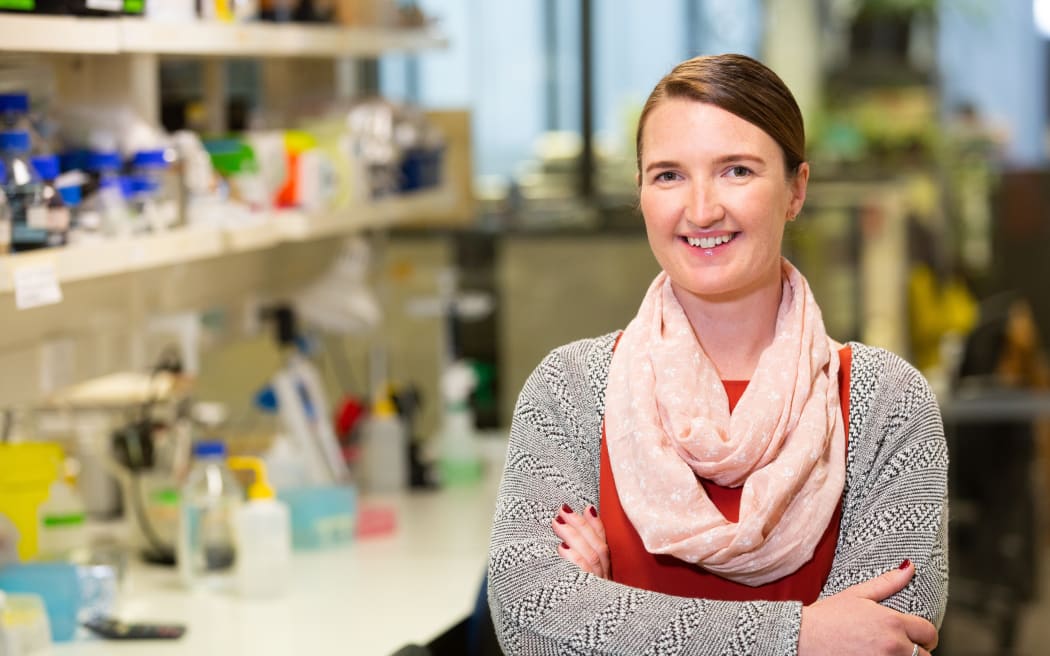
[636,54,806,177]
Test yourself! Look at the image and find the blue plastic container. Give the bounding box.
[0,562,115,642]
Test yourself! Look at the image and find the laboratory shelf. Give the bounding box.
[0,186,454,294]
[275,186,458,241]
[119,19,448,58]
[0,14,121,54]
[0,14,447,57]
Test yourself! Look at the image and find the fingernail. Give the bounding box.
[899,559,911,570]
[561,542,570,550]
[555,515,566,525]
[588,506,599,518]
[561,503,574,514]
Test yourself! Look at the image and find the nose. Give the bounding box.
[687,180,724,228]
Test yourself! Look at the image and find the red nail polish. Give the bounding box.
[555,516,566,525]
[899,559,911,570]
[561,542,569,550]
[588,506,599,518]
[561,503,574,514]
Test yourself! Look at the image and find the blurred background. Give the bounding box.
[0,1,1048,654]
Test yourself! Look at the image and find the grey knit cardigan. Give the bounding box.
[488,333,949,655]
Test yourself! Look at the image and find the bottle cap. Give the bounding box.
[57,184,82,206]
[0,130,31,153]
[372,385,398,418]
[0,93,29,114]
[131,149,169,169]
[192,441,227,458]
[30,154,59,182]
[87,150,121,173]
[226,456,275,500]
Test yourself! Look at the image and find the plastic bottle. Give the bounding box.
[227,456,291,598]
[36,475,87,562]
[77,175,128,239]
[435,361,483,486]
[130,149,181,231]
[0,591,53,655]
[30,154,70,247]
[0,130,48,253]
[176,441,242,592]
[358,389,408,493]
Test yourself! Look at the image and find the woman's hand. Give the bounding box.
[552,503,610,578]
[799,561,939,655]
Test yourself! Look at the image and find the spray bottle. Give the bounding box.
[226,456,291,599]
[435,360,482,486]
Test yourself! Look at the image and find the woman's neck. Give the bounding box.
[671,276,783,380]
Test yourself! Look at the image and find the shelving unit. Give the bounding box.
[0,186,455,294]
[0,14,447,57]
[0,12,465,407]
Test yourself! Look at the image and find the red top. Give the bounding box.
[599,346,852,603]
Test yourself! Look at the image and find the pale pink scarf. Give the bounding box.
[604,258,845,586]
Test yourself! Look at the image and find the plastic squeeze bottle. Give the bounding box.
[226,456,291,598]
[358,389,409,493]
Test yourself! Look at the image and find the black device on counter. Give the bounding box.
[83,617,186,640]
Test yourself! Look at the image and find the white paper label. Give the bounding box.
[26,205,48,229]
[13,262,63,310]
[86,0,123,10]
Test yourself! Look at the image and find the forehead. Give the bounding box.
[640,99,781,161]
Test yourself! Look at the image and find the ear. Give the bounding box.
[787,162,809,219]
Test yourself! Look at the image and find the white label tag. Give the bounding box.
[13,261,63,310]
[26,205,48,229]
[86,0,124,10]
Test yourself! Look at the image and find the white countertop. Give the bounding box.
[54,459,503,656]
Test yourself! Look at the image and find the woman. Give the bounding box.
[487,54,947,655]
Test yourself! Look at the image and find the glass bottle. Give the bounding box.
[0,130,48,253]
[176,440,242,591]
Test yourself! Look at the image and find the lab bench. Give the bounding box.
[53,462,502,656]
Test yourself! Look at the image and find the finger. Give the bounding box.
[901,614,938,651]
[556,539,604,577]
[553,515,608,577]
[583,504,607,541]
[559,505,610,576]
[846,560,915,602]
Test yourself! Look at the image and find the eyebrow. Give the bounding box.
[643,153,766,174]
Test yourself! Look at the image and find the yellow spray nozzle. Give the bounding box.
[227,456,275,501]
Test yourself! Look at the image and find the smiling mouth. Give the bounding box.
[682,233,737,249]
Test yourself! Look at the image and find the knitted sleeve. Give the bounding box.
[819,344,950,627]
[487,338,803,656]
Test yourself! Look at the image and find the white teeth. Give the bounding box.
[686,234,734,249]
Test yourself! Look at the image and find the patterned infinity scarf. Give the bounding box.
[605,258,845,586]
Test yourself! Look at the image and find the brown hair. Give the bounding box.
[635,54,805,177]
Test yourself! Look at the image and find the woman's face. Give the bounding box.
[638,99,808,302]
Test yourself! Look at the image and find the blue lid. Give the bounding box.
[131,149,168,169]
[0,93,29,114]
[31,154,59,181]
[60,149,91,173]
[99,176,121,191]
[87,151,122,172]
[0,130,31,153]
[192,441,227,458]
[118,176,137,200]
[57,184,81,206]
[125,175,159,196]
[0,160,5,184]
